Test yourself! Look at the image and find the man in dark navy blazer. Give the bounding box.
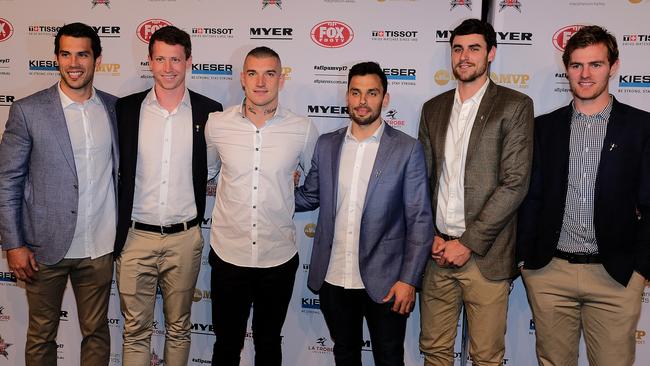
[295,61,433,366]
[517,25,650,366]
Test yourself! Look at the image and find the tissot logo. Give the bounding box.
[450,0,472,10]
[371,30,418,41]
[307,105,349,119]
[619,75,650,87]
[383,68,416,80]
[28,25,61,36]
[311,21,354,48]
[190,322,214,335]
[497,31,532,46]
[191,27,234,38]
[499,0,522,12]
[137,19,172,44]
[29,60,58,71]
[191,63,233,75]
[0,95,15,107]
[0,18,14,42]
[249,27,293,40]
[92,25,121,38]
[552,25,584,52]
[622,34,650,46]
[107,318,120,325]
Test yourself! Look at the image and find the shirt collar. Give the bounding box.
[571,95,613,121]
[453,77,490,106]
[345,119,385,143]
[145,87,191,110]
[58,81,101,109]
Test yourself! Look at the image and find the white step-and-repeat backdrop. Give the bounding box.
[0,1,648,365]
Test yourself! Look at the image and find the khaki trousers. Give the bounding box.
[419,257,510,366]
[116,226,203,366]
[522,258,645,366]
[25,253,113,366]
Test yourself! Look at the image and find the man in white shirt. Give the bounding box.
[295,61,434,366]
[114,26,222,366]
[0,23,117,365]
[418,19,534,366]
[205,46,318,366]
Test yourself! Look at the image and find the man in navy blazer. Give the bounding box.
[0,23,117,365]
[295,62,433,365]
[517,25,650,366]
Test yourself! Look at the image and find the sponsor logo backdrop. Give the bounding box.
[0,1,647,365]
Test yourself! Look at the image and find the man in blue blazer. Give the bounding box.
[517,25,650,366]
[295,61,433,366]
[0,23,117,365]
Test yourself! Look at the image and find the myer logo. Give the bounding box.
[92,25,120,38]
[249,27,293,40]
[190,322,214,335]
[497,31,532,46]
[0,95,15,107]
[307,105,349,119]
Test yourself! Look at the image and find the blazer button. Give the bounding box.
[73,184,78,189]
[71,210,77,214]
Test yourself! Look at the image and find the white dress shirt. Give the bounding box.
[436,79,489,236]
[205,103,319,268]
[326,121,384,289]
[131,88,196,225]
[58,83,115,259]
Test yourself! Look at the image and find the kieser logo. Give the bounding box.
[96,63,120,76]
[304,223,316,238]
[552,25,584,52]
[311,21,354,48]
[450,0,472,10]
[619,75,650,88]
[302,297,320,309]
[0,18,14,42]
[636,330,646,344]
[307,105,349,119]
[91,0,110,8]
[499,0,522,12]
[383,67,416,80]
[0,335,12,359]
[0,272,17,283]
[29,60,58,71]
[434,69,455,86]
[0,95,15,107]
[262,0,282,9]
[490,72,529,88]
[191,27,234,39]
[191,63,233,76]
[137,19,172,44]
[250,27,293,40]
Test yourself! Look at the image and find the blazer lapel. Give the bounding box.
[330,128,346,210]
[46,85,77,177]
[595,98,624,199]
[466,81,496,165]
[363,124,396,212]
[433,93,454,180]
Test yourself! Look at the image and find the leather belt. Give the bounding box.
[554,249,601,264]
[131,217,200,235]
[436,227,460,241]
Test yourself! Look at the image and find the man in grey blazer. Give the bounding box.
[418,19,534,366]
[0,23,117,366]
[296,61,433,365]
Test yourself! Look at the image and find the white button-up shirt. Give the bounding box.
[436,79,489,237]
[206,103,318,268]
[58,83,115,259]
[131,88,196,225]
[326,121,384,289]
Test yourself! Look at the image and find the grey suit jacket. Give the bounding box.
[418,81,534,280]
[0,84,118,265]
[295,123,434,303]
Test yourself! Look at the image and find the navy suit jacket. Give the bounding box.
[0,84,118,264]
[295,123,434,303]
[517,98,650,285]
[114,89,222,255]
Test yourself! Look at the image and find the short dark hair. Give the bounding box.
[54,22,102,60]
[347,62,388,95]
[562,25,619,68]
[245,46,281,66]
[148,25,191,59]
[450,18,497,51]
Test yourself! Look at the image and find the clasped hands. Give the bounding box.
[431,235,472,268]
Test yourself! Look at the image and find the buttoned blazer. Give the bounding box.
[418,81,534,280]
[0,84,118,264]
[114,89,222,255]
[295,124,434,303]
[517,98,650,285]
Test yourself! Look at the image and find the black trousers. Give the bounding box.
[319,282,408,366]
[210,250,298,366]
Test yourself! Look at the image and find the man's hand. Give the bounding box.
[6,247,38,283]
[431,236,449,267]
[382,281,416,315]
[441,239,472,267]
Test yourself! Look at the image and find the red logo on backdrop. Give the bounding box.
[311,21,354,48]
[552,25,584,52]
[0,18,14,42]
[136,19,172,44]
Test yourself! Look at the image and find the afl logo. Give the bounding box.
[552,25,584,52]
[311,20,353,48]
[136,19,172,44]
[0,18,14,42]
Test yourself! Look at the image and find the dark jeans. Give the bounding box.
[210,250,298,366]
[319,282,408,366]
